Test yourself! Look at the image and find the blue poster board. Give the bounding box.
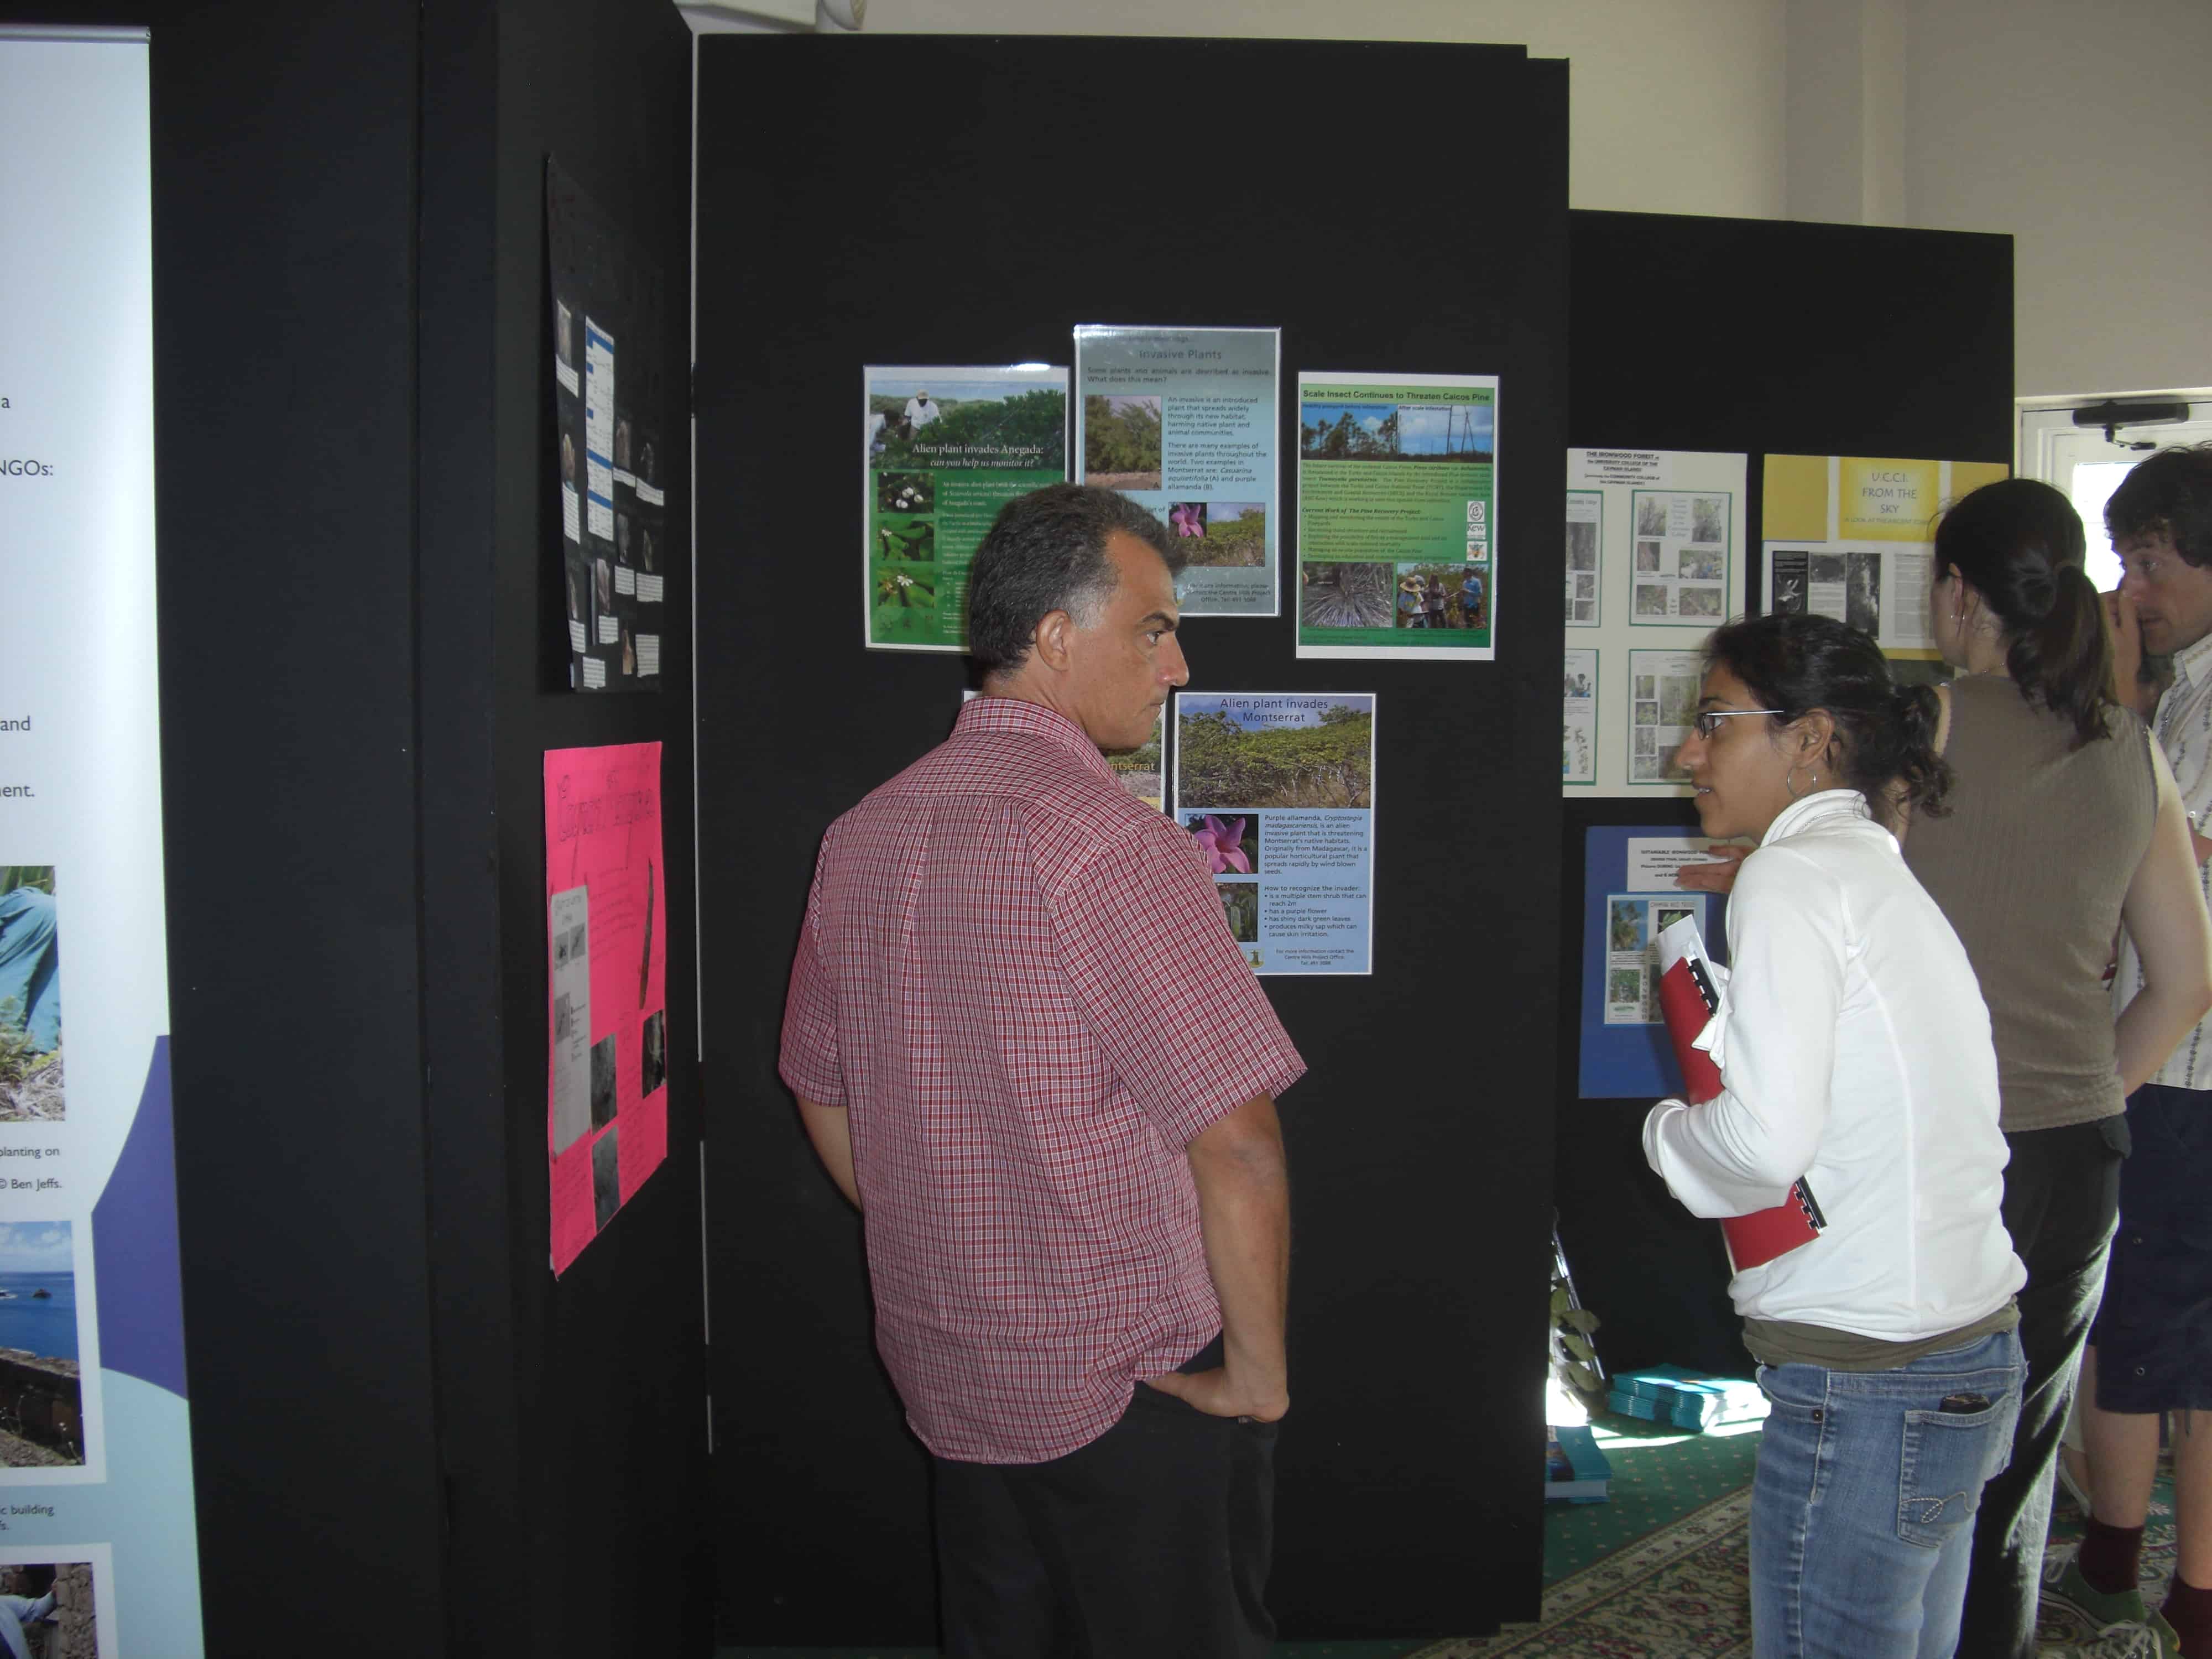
[1578,825,1732,1099]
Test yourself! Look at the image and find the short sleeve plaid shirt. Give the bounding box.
[780,696,1305,1463]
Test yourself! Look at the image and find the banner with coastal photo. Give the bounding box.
[0,26,206,1652]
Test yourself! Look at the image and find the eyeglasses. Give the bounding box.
[1691,708,1786,739]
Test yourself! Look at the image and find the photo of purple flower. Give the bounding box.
[1186,813,1253,874]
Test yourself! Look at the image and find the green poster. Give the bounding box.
[863,366,1067,652]
[1295,373,1498,660]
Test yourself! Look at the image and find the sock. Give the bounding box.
[2078,1517,2145,1597]
[2162,1575,2212,1650]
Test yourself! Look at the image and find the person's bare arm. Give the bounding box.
[1144,1094,1291,1422]
[2115,742,2212,1093]
[796,1095,860,1208]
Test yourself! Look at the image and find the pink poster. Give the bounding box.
[544,742,668,1275]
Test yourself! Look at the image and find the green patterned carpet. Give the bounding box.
[1410,1444,2178,1658]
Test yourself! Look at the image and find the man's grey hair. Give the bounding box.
[966,484,1185,677]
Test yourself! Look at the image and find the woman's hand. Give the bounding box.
[1676,844,1750,894]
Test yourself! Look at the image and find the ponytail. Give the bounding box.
[1936,478,2111,748]
[2003,565,2112,747]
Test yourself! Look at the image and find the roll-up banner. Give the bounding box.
[0,27,206,1655]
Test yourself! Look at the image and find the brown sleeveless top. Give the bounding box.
[1903,675,2156,1133]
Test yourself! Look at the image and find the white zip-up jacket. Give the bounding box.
[1644,789,2025,1339]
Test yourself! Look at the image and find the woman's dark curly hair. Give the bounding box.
[1702,612,1950,829]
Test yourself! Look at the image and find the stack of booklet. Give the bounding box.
[1544,1423,1613,1504]
[1606,1364,1768,1432]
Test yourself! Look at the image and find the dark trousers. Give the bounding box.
[932,1374,1277,1658]
[1957,1117,2126,1658]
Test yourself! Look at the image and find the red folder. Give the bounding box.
[1654,915,1825,1272]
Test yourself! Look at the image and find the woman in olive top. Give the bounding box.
[1900,480,2210,1657]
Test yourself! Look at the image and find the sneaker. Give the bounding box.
[2041,1554,2182,1655]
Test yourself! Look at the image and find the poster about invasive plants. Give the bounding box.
[863,364,1068,652]
[1296,371,1498,660]
[1074,326,1280,618]
[1170,692,1375,976]
[544,743,668,1275]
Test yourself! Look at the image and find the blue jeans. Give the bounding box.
[1752,1329,2025,1659]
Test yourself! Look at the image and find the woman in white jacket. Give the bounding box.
[1645,612,2026,1659]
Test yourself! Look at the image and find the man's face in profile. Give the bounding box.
[1063,531,1187,752]
[2118,526,2212,656]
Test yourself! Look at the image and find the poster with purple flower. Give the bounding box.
[1170,692,1376,975]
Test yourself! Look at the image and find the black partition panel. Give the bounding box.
[1556,211,2013,1379]
[697,35,1567,1645]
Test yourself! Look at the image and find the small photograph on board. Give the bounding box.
[555,300,574,369]
[592,1126,622,1231]
[1301,561,1394,630]
[1680,587,1723,617]
[1636,496,1670,538]
[594,557,613,614]
[874,518,935,564]
[589,1034,617,1129]
[641,1009,667,1098]
[872,569,940,637]
[1635,583,1669,617]
[614,416,633,472]
[1168,501,1208,539]
[1182,502,1266,568]
[1846,551,1882,637]
[1178,694,1375,811]
[1566,518,1598,572]
[1692,495,1727,542]
[1635,540,1663,573]
[0,1563,98,1652]
[1083,394,1163,490]
[877,473,934,514]
[560,430,576,486]
[1395,562,1483,630]
[1678,546,1724,582]
[1185,813,1255,875]
[0,869,62,1124]
[1217,881,1259,945]
[0,1222,84,1469]
[1608,900,1647,953]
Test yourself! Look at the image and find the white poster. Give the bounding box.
[0,23,205,1650]
[1562,448,1747,796]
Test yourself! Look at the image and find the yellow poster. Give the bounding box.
[1838,457,1941,541]
[1761,455,2008,659]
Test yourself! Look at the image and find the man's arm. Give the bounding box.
[797,1095,859,1208]
[1144,1093,1291,1422]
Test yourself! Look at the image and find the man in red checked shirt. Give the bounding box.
[780,483,1305,1659]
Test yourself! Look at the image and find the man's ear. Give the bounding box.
[1031,608,1076,673]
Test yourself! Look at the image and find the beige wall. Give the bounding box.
[853,0,1788,221]
[1900,0,2212,398]
[688,0,2210,398]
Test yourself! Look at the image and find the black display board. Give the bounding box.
[696,35,1567,1646]
[1556,211,2014,1379]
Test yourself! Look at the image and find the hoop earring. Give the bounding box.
[1786,766,1804,800]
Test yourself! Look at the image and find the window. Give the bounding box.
[2020,399,2212,591]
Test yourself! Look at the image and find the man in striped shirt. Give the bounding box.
[2072,444,2212,1657]
[780,484,1305,1658]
